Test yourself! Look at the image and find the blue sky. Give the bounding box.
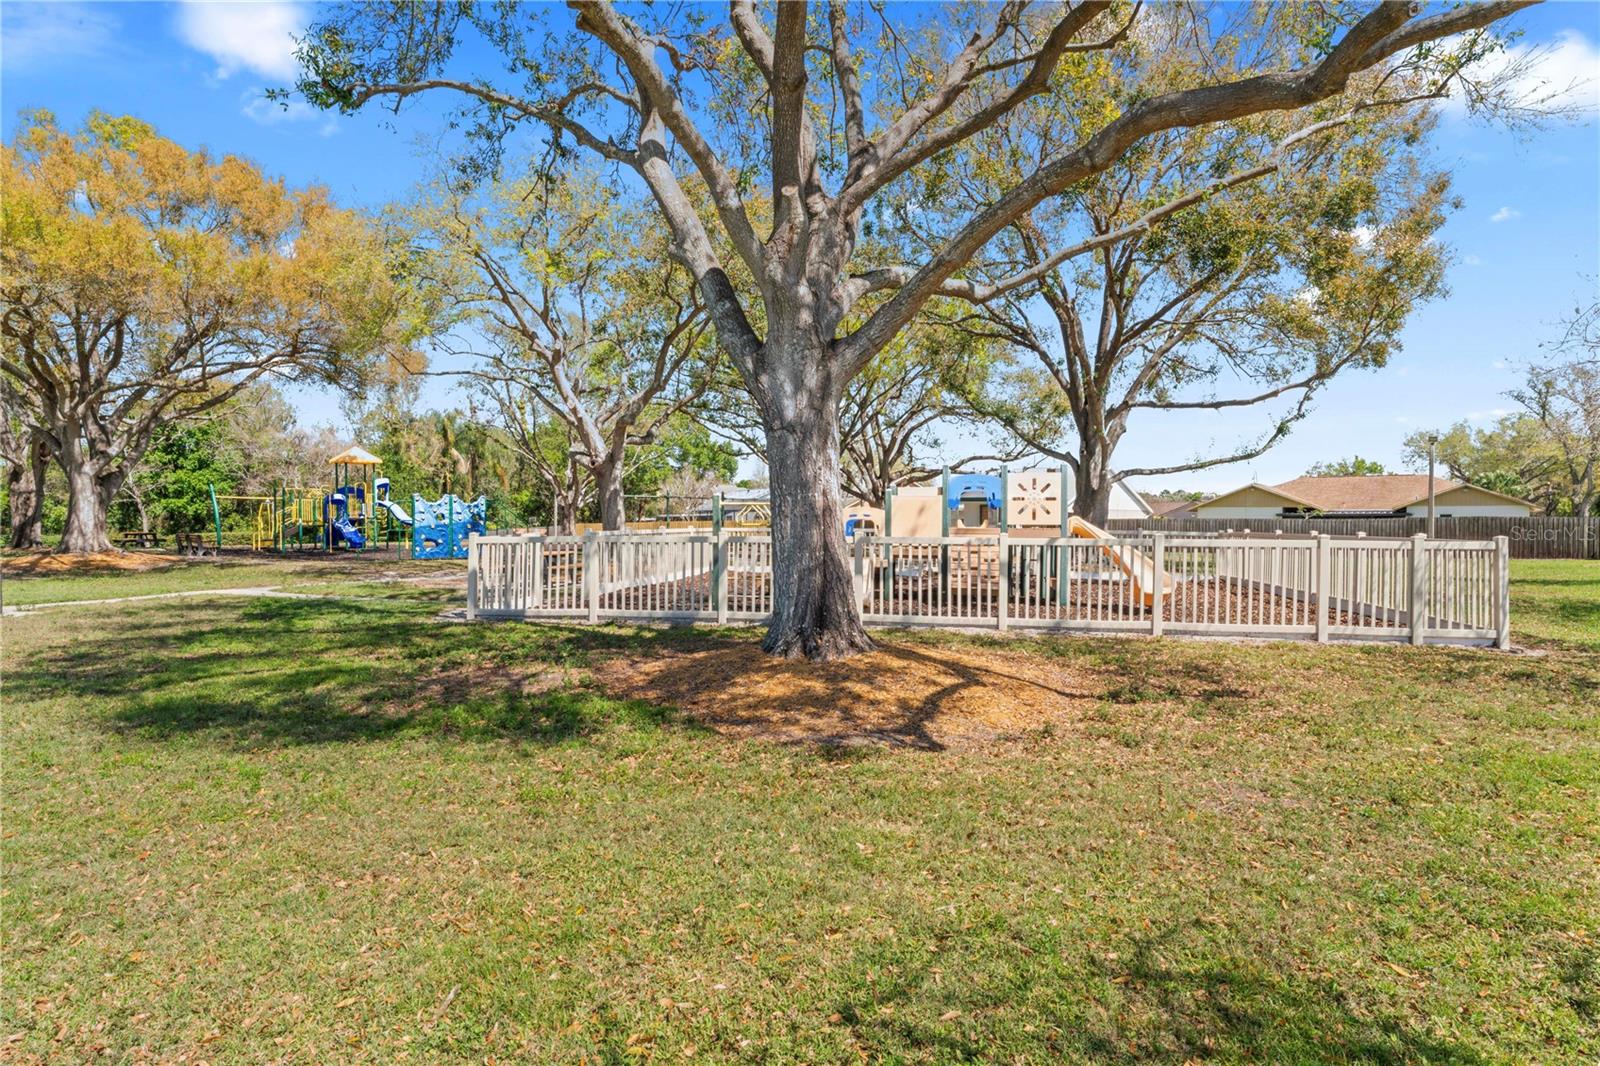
[3,1,1598,493]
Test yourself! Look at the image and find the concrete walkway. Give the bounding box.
[1,587,336,616]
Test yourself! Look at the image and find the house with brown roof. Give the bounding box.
[1193,474,1532,519]
[1141,493,1206,519]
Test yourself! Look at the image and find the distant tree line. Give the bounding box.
[1403,315,1600,516]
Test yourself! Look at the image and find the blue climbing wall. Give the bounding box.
[410,494,487,559]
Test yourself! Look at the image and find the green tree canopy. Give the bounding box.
[1306,456,1389,477]
[402,166,719,529]
[0,111,423,552]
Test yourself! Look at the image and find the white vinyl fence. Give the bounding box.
[468,531,1511,648]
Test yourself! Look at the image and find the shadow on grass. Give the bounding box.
[596,630,1268,753]
[611,638,1064,752]
[833,919,1488,1064]
[10,595,727,750]
[1527,595,1600,649]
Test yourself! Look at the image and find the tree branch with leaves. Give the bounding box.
[402,168,719,530]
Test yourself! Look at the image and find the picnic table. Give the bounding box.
[115,530,161,549]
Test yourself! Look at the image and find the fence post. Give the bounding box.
[1315,534,1331,643]
[465,532,478,621]
[715,530,729,624]
[852,534,866,609]
[997,534,1010,632]
[584,531,600,623]
[1150,533,1165,638]
[1495,534,1511,650]
[530,535,544,609]
[1409,532,1428,646]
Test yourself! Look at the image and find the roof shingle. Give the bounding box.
[1270,474,1457,513]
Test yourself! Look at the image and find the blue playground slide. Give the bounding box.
[331,515,366,548]
[325,489,367,549]
[375,499,412,526]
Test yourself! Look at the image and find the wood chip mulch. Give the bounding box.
[1,550,175,576]
[592,639,1111,751]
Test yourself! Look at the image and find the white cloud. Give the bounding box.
[1467,408,1511,422]
[1,2,120,74]
[174,1,307,82]
[241,90,338,136]
[1449,28,1600,118]
[1463,254,1483,266]
[1350,224,1378,249]
[1491,359,1509,370]
[1489,206,1521,224]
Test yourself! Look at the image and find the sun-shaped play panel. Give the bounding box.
[1009,471,1061,526]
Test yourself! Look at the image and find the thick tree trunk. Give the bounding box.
[1072,441,1115,526]
[6,441,46,549]
[59,473,113,553]
[595,454,627,531]
[762,396,874,660]
[56,442,115,554]
[554,478,580,536]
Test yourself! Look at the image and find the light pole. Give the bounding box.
[1426,433,1438,539]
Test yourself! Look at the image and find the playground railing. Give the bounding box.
[467,531,1509,647]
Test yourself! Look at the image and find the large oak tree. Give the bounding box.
[297,0,1532,658]
[404,170,717,530]
[0,112,419,553]
[942,60,1455,522]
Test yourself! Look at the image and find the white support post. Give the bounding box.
[715,530,729,624]
[584,531,600,623]
[997,534,1010,632]
[1315,534,1331,643]
[1409,532,1428,646]
[852,534,866,609]
[465,533,478,620]
[1150,533,1165,638]
[530,536,544,609]
[1495,534,1511,650]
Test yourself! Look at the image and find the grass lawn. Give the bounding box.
[1509,559,1600,653]
[2,556,1596,1062]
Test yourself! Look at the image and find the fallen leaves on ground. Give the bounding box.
[593,638,1114,750]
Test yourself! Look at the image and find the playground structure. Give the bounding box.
[555,468,1171,607]
[206,446,489,559]
[851,467,1173,607]
[408,492,489,560]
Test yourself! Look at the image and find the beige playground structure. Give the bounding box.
[850,468,1172,606]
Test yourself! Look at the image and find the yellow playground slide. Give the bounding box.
[1066,515,1174,608]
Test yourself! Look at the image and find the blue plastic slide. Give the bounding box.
[331,515,366,548]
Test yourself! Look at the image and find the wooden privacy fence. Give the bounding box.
[1107,515,1597,559]
[469,531,1510,648]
